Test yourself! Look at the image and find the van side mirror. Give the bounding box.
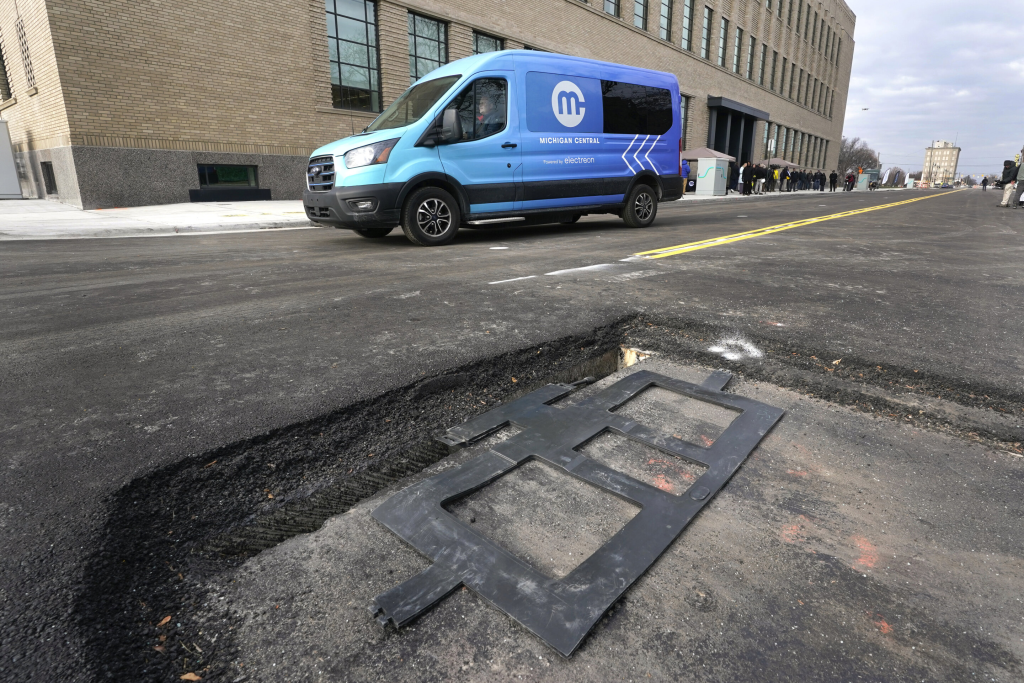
[441,109,462,143]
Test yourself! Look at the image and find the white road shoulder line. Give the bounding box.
[544,264,616,276]
[488,275,537,284]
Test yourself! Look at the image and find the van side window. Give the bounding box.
[445,78,507,141]
[601,81,673,136]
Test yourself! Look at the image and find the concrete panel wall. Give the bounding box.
[69,148,308,209]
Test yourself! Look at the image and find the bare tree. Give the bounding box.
[837,137,880,174]
[909,170,923,181]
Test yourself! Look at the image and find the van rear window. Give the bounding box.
[601,81,673,136]
[524,71,672,136]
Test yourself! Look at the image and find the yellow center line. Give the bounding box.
[637,190,964,259]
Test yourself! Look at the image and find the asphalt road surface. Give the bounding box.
[2,188,1022,681]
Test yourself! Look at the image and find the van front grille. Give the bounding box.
[307,155,335,192]
[307,206,331,218]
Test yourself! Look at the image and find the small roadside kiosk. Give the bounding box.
[857,168,880,191]
[681,147,735,196]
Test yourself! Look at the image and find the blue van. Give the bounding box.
[304,51,683,246]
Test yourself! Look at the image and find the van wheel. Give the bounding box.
[354,227,393,238]
[401,187,460,246]
[623,184,657,228]
[560,214,581,224]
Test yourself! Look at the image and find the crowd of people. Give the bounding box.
[728,162,842,195]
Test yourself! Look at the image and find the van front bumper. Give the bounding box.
[303,183,404,230]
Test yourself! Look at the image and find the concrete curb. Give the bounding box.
[0,219,321,240]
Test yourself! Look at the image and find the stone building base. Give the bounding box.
[15,146,309,209]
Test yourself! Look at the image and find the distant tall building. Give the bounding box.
[922,141,960,184]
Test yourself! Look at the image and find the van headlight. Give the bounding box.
[343,138,400,169]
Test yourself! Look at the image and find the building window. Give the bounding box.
[717,18,728,67]
[326,0,381,112]
[758,44,767,85]
[680,0,694,50]
[473,32,503,54]
[746,35,756,79]
[824,86,831,116]
[40,161,57,195]
[780,56,787,93]
[634,0,648,30]
[0,33,12,100]
[408,13,447,84]
[835,37,842,64]
[825,26,831,58]
[15,17,35,89]
[822,140,828,167]
[731,28,742,73]
[766,0,772,10]
[829,89,835,118]
[788,63,796,98]
[777,0,783,18]
[770,51,778,90]
[700,7,713,59]
[804,4,811,38]
[787,0,794,26]
[797,68,804,102]
[659,0,672,41]
[778,126,787,158]
[198,165,258,188]
[795,1,802,33]
[605,0,620,18]
[680,94,689,149]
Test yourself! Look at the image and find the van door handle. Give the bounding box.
[501,142,518,149]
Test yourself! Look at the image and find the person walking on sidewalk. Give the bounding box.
[829,170,838,192]
[996,160,1018,207]
[981,177,988,192]
[681,158,691,195]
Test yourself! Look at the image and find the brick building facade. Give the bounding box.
[0,0,854,208]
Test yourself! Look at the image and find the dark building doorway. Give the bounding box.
[705,97,770,165]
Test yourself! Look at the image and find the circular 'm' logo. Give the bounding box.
[551,81,586,128]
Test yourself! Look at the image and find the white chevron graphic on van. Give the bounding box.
[633,135,650,171]
[622,135,638,174]
[644,135,660,173]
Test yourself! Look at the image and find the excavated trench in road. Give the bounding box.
[74,315,1024,682]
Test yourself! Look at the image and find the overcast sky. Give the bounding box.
[843,1,1024,178]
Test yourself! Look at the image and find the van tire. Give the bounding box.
[354,227,393,238]
[401,187,460,246]
[623,184,658,228]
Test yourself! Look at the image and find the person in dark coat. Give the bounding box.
[981,177,988,191]
[829,170,838,192]
[996,160,1018,207]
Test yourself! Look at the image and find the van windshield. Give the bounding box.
[365,76,461,132]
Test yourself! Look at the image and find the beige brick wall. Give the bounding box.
[0,0,72,152]
[3,0,854,173]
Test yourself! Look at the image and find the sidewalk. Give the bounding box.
[0,187,914,240]
[0,199,318,240]
[678,186,908,202]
